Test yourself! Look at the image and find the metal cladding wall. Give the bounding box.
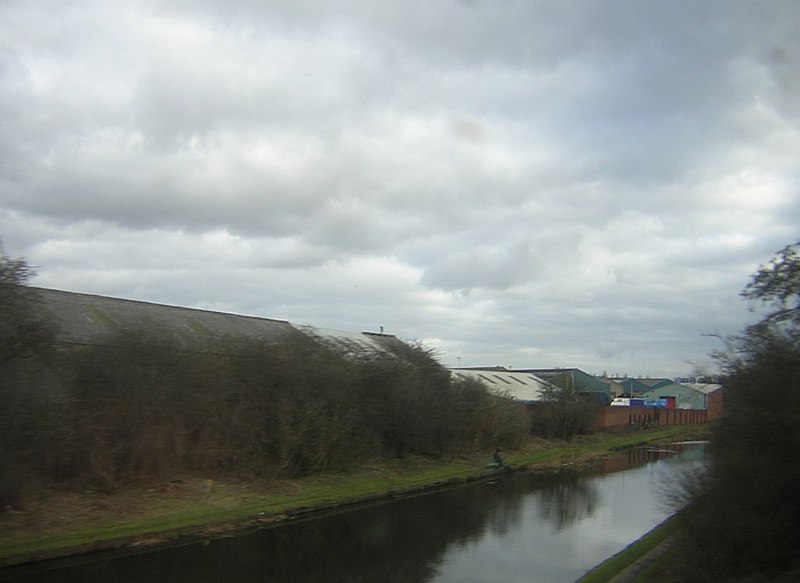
[642,383,709,411]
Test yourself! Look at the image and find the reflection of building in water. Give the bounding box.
[596,442,706,473]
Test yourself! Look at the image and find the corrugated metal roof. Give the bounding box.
[514,368,611,395]
[33,288,403,360]
[682,383,723,395]
[297,325,396,358]
[450,369,552,403]
[35,287,296,347]
[638,378,671,388]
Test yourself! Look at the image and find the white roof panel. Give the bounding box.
[451,369,551,402]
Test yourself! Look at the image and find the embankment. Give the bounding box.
[0,425,709,568]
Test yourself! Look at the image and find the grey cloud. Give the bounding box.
[2,0,799,377]
[420,240,539,292]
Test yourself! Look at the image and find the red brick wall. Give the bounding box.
[706,389,723,421]
[594,406,709,430]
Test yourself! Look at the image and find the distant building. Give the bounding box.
[642,382,723,411]
[33,287,420,363]
[449,369,554,405]
[595,376,625,398]
[513,368,612,404]
[618,378,653,396]
[639,378,674,390]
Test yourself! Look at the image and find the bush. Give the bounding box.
[0,257,522,493]
[530,377,601,440]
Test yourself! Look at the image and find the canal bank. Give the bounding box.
[0,426,708,569]
[577,514,682,583]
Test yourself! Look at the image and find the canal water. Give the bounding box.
[1,443,706,583]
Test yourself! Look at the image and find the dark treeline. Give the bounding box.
[673,241,800,582]
[0,262,528,508]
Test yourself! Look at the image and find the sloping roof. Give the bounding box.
[33,287,405,359]
[596,377,625,393]
[642,382,687,395]
[514,368,611,395]
[35,287,297,347]
[645,382,723,397]
[639,378,672,388]
[620,378,652,395]
[298,326,401,359]
[681,383,723,395]
[450,369,552,403]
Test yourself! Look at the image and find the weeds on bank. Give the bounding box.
[0,425,706,565]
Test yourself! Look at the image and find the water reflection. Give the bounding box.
[1,443,706,583]
[539,472,599,531]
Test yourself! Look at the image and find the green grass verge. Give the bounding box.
[576,513,682,583]
[509,425,706,466]
[0,425,706,564]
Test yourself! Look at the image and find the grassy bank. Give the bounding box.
[577,514,682,583]
[0,425,707,567]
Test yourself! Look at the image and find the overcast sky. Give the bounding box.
[2,1,799,378]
